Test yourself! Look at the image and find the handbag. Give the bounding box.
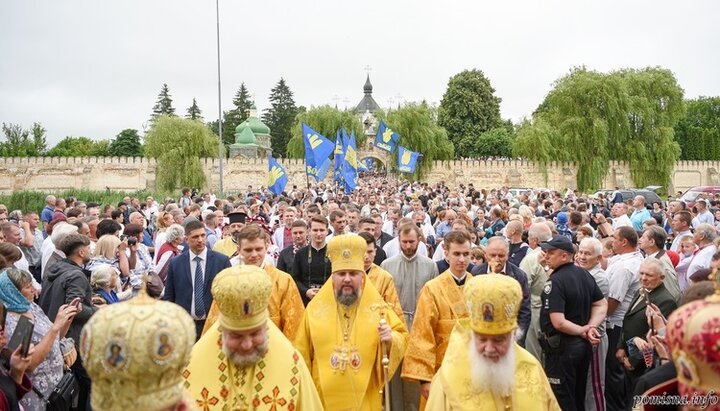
[32,370,79,411]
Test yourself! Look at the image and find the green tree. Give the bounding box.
[457,126,515,158]
[144,116,221,191]
[262,78,298,157]
[151,83,176,121]
[186,98,203,121]
[92,139,112,156]
[46,136,109,157]
[513,67,683,191]
[674,96,720,160]
[379,103,455,179]
[210,83,255,148]
[0,122,48,156]
[109,129,143,157]
[286,106,364,158]
[437,69,503,153]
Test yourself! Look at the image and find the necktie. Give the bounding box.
[193,256,205,318]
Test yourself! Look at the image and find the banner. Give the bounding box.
[267,156,288,194]
[397,146,420,173]
[302,123,334,181]
[374,121,399,153]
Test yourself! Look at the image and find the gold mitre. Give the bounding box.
[211,265,272,331]
[327,234,366,273]
[464,274,522,335]
[79,289,195,411]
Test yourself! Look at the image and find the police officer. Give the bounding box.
[539,235,608,411]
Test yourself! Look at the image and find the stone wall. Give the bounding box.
[1,156,720,194]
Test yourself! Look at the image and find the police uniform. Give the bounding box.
[539,236,605,411]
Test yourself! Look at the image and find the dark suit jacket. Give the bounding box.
[618,283,677,354]
[277,244,297,273]
[377,232,393,248]
[162,248,231,316]
[471,262,532,345]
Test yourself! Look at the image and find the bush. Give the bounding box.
[0,189,175,214]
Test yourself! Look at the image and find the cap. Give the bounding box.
[464,274,522,335]
[211,265,272,331]
[539,235,575,254]
[80,288,195,411]
[327,235,366,273]
[227,212,247,225]
[556,212,568,225]
[666,271,720,400]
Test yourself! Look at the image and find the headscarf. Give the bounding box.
[0,271,31,313]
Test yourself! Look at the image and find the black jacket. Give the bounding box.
[39,258,98,348]
[277,244,298,273]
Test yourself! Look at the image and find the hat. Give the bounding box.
[540,235,575,254]
[327,234,366,273]
[80,288,195,411]
[211,265,272,331]
[227,211,247,225]
[556,212,568,225]
[464,274,522,335]
[666,273,720,402]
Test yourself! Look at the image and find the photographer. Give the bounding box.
[122,224,155,296]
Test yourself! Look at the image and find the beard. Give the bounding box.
[336,287,360,306]
[467,334,516,398]
[222,337,269,368]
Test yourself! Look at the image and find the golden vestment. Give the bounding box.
[213,237,238,258]
[294,278,408,411]
[366,264,404,320]
[203,265,305,341]
[184,320,323,410]
[402,270,472,383]
[426,319,560,411]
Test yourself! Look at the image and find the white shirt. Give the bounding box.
[605,251,643,327]
[382,237,428,259]
[381,221,397,237]
[189,248,208,319]
[612,214,632,230]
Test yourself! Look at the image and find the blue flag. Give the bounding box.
[397,146,420,173]
[333,130,346,183]
[374,121,400,153]
[342,132,359,191]
[267,156,288,195]
[302,123,335,181]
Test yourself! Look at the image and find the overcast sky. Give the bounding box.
[1,0,718,145]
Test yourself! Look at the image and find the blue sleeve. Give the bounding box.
[163,260,176,302]
[514,267,532,345]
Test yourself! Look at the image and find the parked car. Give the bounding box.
[593,187,662,209]
[680,186,720,208]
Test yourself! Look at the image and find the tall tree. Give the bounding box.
[286,106,364,158]
[457,126,515,158]
[374,103,454,178]
[46,136,111,157]
[144,116,221,191]
[151,83,176,121]
[674,96,720,160]
[109,129,143,157]
[437,69,503,154]
[0,122,47,156]
[186,98,203,121]
[262,78,298,157]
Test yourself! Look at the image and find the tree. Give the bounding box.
[109,129,143,157]
[380,103,455,179]
[674,96,720,160]
[46,136,111,157]
[262,78,298,157]
[513,66,684,191]
[144,116,221,191]
[437,69,503,153]
[286,106,364,158]
[151,83,176,121]
[0,122,48,156]
[186,98,203,121]
[457,126,515,158]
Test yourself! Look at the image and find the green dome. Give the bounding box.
[239,116,271,135]
[234,125,257,145]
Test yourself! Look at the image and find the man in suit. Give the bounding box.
[615,258,677,396]
[276,220,307,274]
[163,219,231,339]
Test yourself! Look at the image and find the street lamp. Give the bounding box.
[215,0,224,196]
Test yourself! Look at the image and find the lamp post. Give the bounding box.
[215,0,224,196]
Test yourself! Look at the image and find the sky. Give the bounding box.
[1,0,718,146]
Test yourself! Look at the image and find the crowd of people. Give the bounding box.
[0,179,718,410]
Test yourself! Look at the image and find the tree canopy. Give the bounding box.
[144,116,221,191]
[109,129,143,157]
[378,103,455,179]
[46,136,111,157]
[674,96,720,160]
[456,123,515,158]
[151,83,176,121]
[286,106,364,158]
[513,67,684,191]
[0,122,48,156]
[186,98,203,121]
[437,69,503,154]
[262,78,298,157]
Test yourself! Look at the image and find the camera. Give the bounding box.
[127,237,137,246]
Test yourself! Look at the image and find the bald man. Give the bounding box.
[505,220,529,267]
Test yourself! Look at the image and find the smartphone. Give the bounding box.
[8,316,34,357]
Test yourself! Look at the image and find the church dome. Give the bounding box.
[234,125,257,145]
[363,75,373,93]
